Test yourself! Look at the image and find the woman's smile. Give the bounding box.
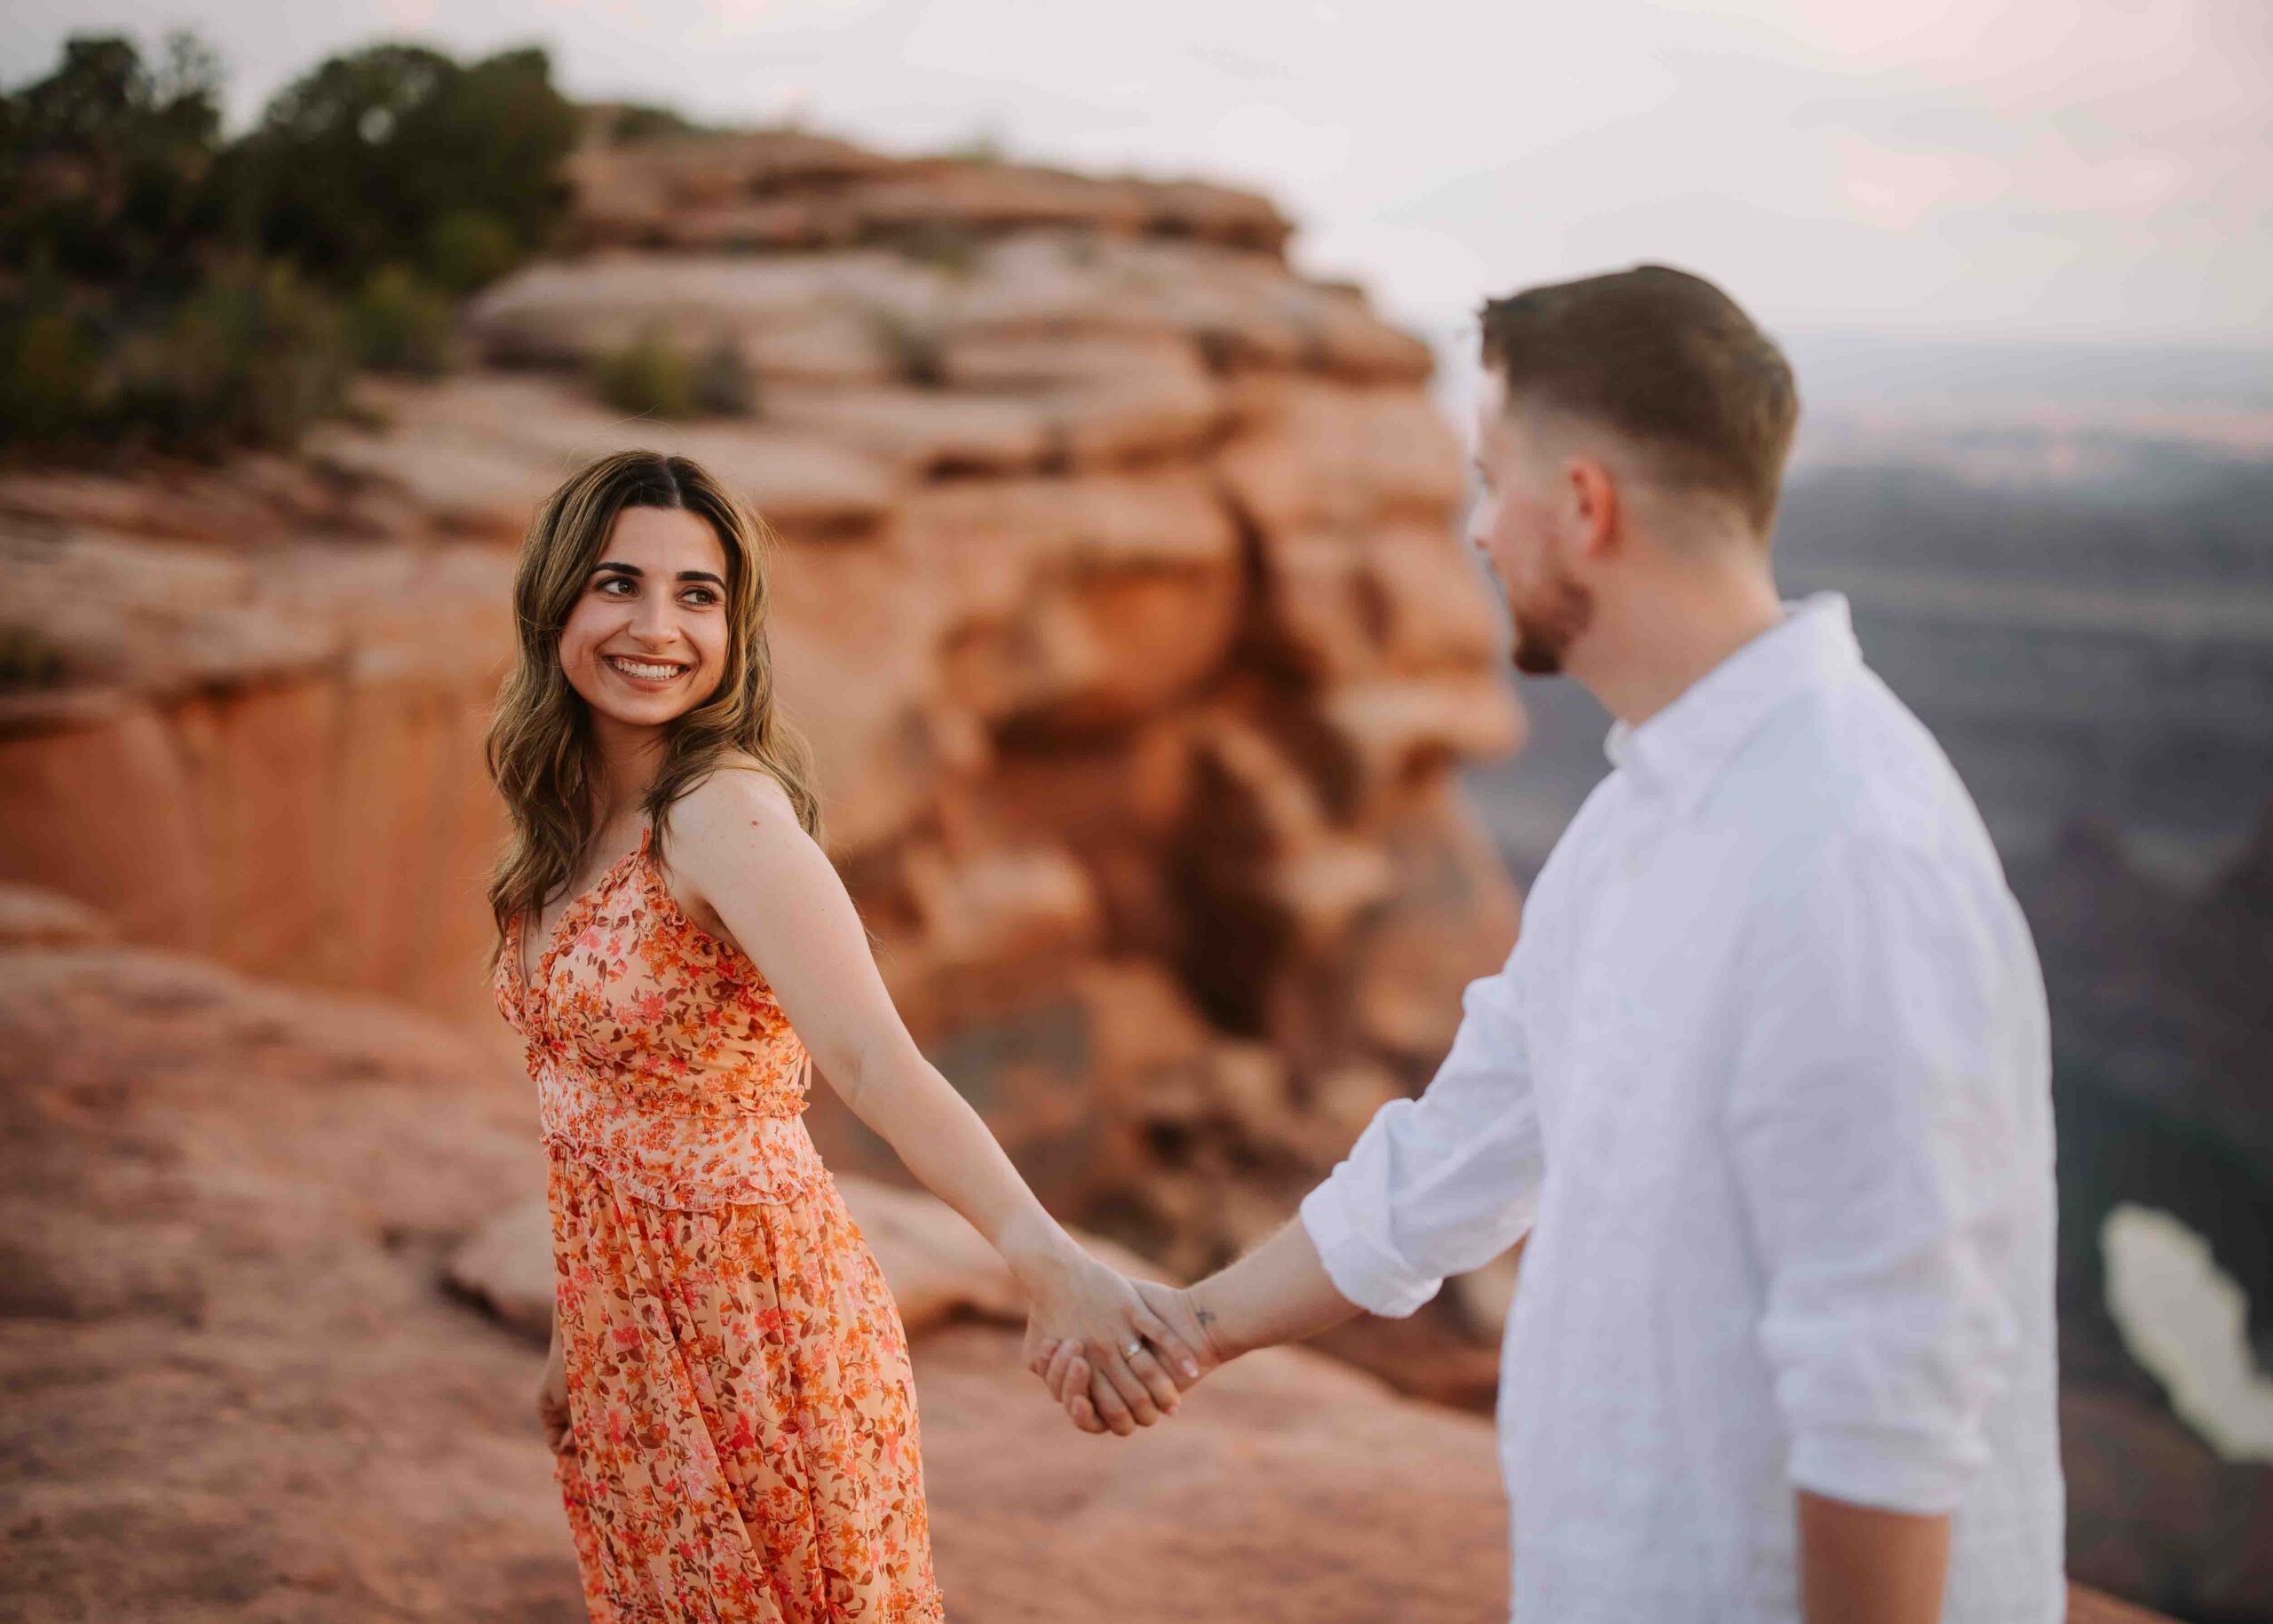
[603,652,693,687]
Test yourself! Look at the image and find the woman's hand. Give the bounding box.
[1018,1246,1204,1438]
[1041,1278,1228,1434]
[536,1336,573,1457]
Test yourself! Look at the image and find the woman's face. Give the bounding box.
[556,505,733,727]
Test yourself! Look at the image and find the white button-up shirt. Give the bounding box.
[1300,592,2065,1622]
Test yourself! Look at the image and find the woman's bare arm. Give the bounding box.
[663,768,1200,1429]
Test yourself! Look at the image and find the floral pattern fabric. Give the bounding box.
[495,824,944,1622]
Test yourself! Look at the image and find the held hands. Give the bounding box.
[1028,1274,1226,1437]
[1018,1245,1208,1436]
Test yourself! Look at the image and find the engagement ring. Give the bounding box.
[1124,1340,1144,1359]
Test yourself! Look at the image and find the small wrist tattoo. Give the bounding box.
[1195,1308,1217,1326]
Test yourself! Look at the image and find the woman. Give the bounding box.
[485,450,1201,1622]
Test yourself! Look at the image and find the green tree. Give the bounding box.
[0,31,226,291]
[0,30,582,456]
[234,42,574,290]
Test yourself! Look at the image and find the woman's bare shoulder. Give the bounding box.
[672,757,800,844]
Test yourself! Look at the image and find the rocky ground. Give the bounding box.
[0,889,2163,1621]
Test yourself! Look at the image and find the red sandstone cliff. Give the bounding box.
[0,127,1519,1386]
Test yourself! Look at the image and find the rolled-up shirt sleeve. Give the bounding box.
[1727,836,2031,1515]
[1299,941,1546,1318]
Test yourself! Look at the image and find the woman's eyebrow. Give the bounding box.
[590,561,727,588]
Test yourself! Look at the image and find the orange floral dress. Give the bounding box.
[493,823,944,1623]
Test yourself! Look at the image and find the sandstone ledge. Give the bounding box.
[0,915,2166,1623]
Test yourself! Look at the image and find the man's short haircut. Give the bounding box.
[1477,264,1799,536]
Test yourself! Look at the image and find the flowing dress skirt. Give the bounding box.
[547,1150,944,1623]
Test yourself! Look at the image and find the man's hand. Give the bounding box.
[1038,1278,1224,1434]
[1034,1215,1364,1435]
[1018,1248,1202,1437]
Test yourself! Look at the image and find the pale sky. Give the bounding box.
[12,0,2271,349]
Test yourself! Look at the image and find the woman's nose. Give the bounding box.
[630,595,681,641]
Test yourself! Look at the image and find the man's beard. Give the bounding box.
[1508,567,1595,676]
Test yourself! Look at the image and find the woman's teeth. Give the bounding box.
[606,655,687,682]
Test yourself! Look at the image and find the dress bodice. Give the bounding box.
[494,824,826,1208]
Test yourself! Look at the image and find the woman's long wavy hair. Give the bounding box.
[482,449,821,971]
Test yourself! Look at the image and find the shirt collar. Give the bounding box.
[1602,590,1860,814]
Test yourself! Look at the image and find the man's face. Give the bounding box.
[1469,371,1595,677]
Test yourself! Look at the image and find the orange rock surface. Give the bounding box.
[0,130,1522,1366]
[0,899,2160,1622]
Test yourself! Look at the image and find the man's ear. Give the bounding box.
[1566,456,1620,561]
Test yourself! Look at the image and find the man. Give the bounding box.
[1035,265,2065,1623]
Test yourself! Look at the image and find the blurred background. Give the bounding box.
[1,4,2265,1620]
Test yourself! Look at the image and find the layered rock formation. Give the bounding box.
[0,479,521,1018]
[0,888,1516,1622]
[0,891,2162,1623]
[0,131,1517,1371]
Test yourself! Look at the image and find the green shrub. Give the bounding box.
[1,261,353,456]
[0,304,105,444]
[867,307,947,389]
[345,264,455,373]
[113,257,351,454]
[892,221,984,279]
[606,103,709,145]
[595,330,695,419]
[940,125,1007,164]
[424,208,518,294]
[690,333,757,416]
